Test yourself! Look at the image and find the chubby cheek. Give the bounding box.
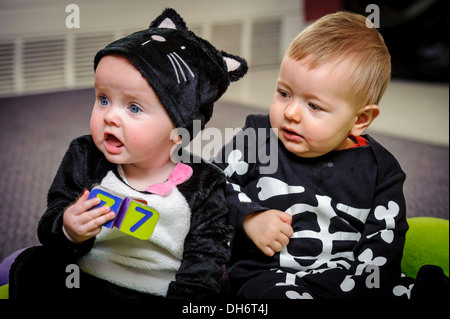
[126,128,171,154]
[89,113,102,142]
[124,131,147,151]
[269,108,283,132]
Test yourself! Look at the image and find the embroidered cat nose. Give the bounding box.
[152,35,166,42]
[141,35,166,46]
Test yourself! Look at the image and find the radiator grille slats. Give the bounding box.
[0,18,282,97]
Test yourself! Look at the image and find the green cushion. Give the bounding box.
[402,217,449,278]
[0,284,8,299]
[0,218,447,299]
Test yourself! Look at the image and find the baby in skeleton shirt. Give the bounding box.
[214,11,448,299]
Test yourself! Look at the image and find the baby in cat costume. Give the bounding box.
[9,8,247,299]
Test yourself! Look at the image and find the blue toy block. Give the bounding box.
[88,185,159,240]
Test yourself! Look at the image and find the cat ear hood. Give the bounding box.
[94,8,248,140]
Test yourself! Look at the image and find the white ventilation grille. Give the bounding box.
[0,17,282,97]
[0,41,15,95]
[252,19,282,67]
[22,37,65,92]
[74,33,115,86]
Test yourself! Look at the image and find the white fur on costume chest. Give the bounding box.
[77,169,191,296]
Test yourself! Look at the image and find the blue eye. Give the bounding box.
[99,96,109,106]
[278,90,290,99]
[308,103,321,111]
[129,104,142,113]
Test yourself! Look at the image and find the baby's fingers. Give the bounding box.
[83,194,103,212]
[67,190,101,216]
[260,246,276,257]
[281,222,294,238]
[80,209,114,238]
[86,206,115,227]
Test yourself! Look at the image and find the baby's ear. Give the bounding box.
[351,104,380,136]
[221,52,248,82]
[149,8,188,31]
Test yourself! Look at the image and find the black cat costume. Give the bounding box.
[9,8,247,299]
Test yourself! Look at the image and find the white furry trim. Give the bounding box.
[78,170,191,296]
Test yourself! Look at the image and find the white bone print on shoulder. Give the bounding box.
[223,149,249,176]
[228,181,252,203]
[256,177,304,201]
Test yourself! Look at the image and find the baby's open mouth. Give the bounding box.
[106,133,123,147]
[104,133,124,153]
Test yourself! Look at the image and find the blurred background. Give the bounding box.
[0,0,448,260]
[1,0,448,142]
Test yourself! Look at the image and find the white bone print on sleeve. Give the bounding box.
[367,201,399,243]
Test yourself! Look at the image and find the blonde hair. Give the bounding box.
[287,11,391,107]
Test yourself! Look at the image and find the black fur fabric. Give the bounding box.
[94,8,248,140]
[10,136,233,299]
[9,8,244,299]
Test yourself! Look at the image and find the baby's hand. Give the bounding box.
[243,209,293,257]
[62,189,115,243]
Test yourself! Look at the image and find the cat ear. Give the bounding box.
[222,52,248,82]
[157,18,177,29]
[149,8,188,31]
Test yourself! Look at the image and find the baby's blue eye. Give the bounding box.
[100,96,109,106]
[278,90,290,99]
[308,103,321,111]
[129,104,142,113]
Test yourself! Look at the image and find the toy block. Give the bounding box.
[88,186,124,228]
[88,185,159,240]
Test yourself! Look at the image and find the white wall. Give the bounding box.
[0,0,305,105]
[1,0,302,38]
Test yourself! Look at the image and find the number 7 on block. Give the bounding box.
[130,207,153,232]
[119,201,159,240]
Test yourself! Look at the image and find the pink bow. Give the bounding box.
[146,162,193,196]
